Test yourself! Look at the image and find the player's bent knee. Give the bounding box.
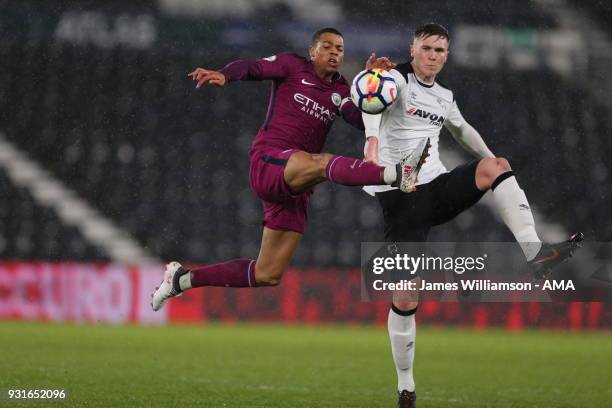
[393,300,419,312]
[285,152,331,191]
[476,157,513,189]
[494,157,512,173]
[481,157,511,175]
[285,151,310,174]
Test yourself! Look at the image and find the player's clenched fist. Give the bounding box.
[188,68,226,88]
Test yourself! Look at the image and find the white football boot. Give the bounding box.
[395,137,430,193]
[151,262,188,311]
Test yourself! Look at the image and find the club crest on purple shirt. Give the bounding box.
[331,93,341,107]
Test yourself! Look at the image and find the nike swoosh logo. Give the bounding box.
[301,79,316,86]
[531,249,560,265]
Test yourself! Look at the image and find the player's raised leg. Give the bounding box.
[284,138,430,193]
[475,157,542,259]
[151,227,301,311]
[475,157,582,276]
[186,227,302,288]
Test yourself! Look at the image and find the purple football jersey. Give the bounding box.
[220,52,363,153]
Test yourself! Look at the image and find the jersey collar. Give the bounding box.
[406,62,435,88]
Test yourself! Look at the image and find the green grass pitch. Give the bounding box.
[0,322,609,407]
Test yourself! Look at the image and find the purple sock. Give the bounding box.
[326,156,386,186]
[190,259,257,288]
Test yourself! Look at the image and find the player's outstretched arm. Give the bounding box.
[364,136,379,164]
[363,112,382,164]
[447,121,495,159]
[361,112,382,164]
[189,68,226,88]
[190,53,295,89]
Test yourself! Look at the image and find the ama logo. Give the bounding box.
[407,107,445,127]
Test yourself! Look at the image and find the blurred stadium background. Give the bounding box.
[0,0,610,406]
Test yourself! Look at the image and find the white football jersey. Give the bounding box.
[363,62,468,196]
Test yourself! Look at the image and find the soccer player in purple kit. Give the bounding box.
[151,28,429,310]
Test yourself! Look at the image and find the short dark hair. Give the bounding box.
[414,23,449,41]
[311,27,343,45]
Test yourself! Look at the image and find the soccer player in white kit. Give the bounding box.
[361,23,583,408]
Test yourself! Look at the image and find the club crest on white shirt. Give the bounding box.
[436,97,448,109]
[407,91,418,103]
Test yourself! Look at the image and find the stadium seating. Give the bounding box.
[0,170,106,260]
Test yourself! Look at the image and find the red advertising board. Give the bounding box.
[0,263,609,330]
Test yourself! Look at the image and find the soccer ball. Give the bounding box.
[350,69,397,114]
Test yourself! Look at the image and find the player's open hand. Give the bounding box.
[365,53,396,71]
[188,68,226,88]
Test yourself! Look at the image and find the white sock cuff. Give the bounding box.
[491,171,516,191]
[391,304,418,317]
[178,272,192,291]
[388,306,416,332]
[383,166,397,185]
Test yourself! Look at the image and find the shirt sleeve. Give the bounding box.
[445,101,495,159]
[219,52,296,82]
[362,112,382,138]
[389,68,408,94]
[444,100,467,129]
[340,97,365,130]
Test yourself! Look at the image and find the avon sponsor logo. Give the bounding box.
[407,107,445,126]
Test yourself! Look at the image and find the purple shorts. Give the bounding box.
[249,147,311,234]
